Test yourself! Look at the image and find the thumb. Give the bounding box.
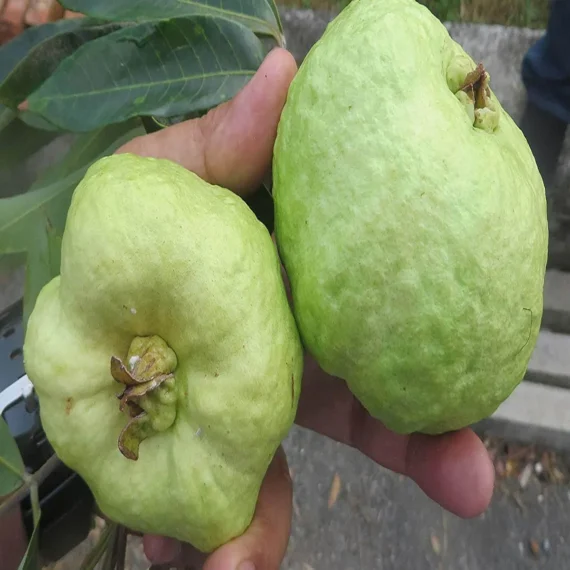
[117,47,298,196]
[203,447,293,570]
[143,446,293,570]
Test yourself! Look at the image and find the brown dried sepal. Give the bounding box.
[110,352,175,461]
[459,63,491,109]
[110,355,144,386]
[118,411,155,461]
[117,373,174,413]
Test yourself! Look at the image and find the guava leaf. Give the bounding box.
[22,220,63,327]
[26,16,265,132]
[0,253,25,272]
[17,513,41,570]
[0,417,25,498]
[0,119,61,184]
[17,110,63,132]
[0,104,16,130]
[78,521,117,570]
[0,17,124,108]
[60,0,283,41]
[0,118,145,324]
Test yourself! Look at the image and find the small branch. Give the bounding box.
[0,454,61,518]
[0,454,25,480]
[30,483,40,528]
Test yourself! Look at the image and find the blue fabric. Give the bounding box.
[522,0,570,124]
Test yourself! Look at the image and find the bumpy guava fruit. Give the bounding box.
[273,0,548,435]
[23,153,303,552]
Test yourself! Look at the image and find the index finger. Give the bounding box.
[297,356,495,519]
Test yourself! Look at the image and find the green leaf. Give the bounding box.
[60,0,283,40]
[22,220,63,326]
[0,417,25,498]
[79,521,117,570]
[0,18,124,108]
[17,110,64,132]
[26,16,265,132]
[0,252,26,272]
[0,104,17,131]
[263,0,283,37]
[0,118,145,322]
[17,512,41,570]
[0,118,61,178]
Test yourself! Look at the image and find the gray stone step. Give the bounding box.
[475,380,570,453]
[527,329,570,390]
[543,269,570,334]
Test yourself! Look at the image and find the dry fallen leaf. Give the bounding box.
[293,497,301,518]
[518,463,533,489]
[552,467,566,484]
[495,459,506,478]
[328,473,342,508]
[505,459,517,478]
[431,533,441,555]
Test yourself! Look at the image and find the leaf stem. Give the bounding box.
[0,453,25,479]
[79,521,116,570]
[29,482,40,528]
[0,454,60,517]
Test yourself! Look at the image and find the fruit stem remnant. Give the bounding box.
[455,62,499,133]
[110,335,178,460]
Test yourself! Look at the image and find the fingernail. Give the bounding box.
[237,561,255,570]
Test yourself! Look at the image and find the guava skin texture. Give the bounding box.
[273,0,548,435]
[23,153,304,552]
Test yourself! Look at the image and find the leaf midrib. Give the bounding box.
[31,69,254,104]
[179,0,278,31]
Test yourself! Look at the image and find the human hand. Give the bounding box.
[116,47,495,570]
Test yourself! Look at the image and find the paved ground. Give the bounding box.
[46,426,570,570]
[282,428,570,570]
[5,8,570,570]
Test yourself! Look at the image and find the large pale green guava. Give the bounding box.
[273,0,548,435]
[23,153,303,552]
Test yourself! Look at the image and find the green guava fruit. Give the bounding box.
[272,0,548,435]
[23,153,303,552]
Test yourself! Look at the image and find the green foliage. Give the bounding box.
[27,17,266,132]
[0,18,122,108]
[0,417,25,498]
[17,518,41,570]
